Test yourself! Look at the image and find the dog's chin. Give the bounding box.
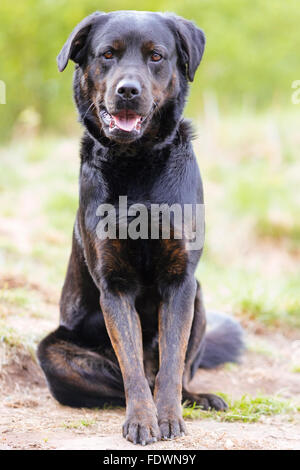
[99,107,152,144]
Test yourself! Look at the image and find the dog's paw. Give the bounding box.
[184,392,228,411]
[122,414,161,445]
[159,415,187,440]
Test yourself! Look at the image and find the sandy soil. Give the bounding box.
[1,322,300,450]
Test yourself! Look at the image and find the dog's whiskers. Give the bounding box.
[152,100,161,118]
[82,100,96,120]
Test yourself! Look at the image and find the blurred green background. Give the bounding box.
[0,0,300,354]
[0,0,300,140]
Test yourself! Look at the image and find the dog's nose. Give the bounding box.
[116,80,141,100]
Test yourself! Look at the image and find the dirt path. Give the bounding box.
[1,324,300,450]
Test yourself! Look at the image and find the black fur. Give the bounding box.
[37,11,244,445]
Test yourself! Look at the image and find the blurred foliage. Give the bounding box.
[0,0,300,141]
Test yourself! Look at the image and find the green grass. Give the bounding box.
[0,321,38,360]
[0,137,78,288]
[61,418,97,429]
[0,281,56,318]
[234,279,300,327]
[247,341,274,357]
[226,159,300,252]
[192,110,300,329]
[45,190,78,233]
[0,281,57,362]
[183,394,300,423]
[197,261,300,328]
[0,287,30,309]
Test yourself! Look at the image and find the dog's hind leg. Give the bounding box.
[37,326,125,408]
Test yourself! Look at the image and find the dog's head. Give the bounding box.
[58,11,205,144]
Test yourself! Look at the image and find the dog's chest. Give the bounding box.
[98,236,188,290]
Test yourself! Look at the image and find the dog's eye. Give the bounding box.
[150,52,162,62]
[103,50,114,60]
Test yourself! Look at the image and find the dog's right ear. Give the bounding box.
[164,14,205,82]
[57,11,105,72]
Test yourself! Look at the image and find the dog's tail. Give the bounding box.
[191,311,245,375]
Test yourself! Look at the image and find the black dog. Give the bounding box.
[37,11,243,445]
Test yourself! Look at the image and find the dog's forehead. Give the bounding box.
[91,11,176,51]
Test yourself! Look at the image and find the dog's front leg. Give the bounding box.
[100,289,160,445]
[154,277,196,439]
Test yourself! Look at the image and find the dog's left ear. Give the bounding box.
[166,15,206,82]
[57,11,105,72]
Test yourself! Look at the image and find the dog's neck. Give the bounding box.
[84,100,185,155]
[81,117,194,169]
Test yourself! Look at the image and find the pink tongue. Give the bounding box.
[112,112,140,132]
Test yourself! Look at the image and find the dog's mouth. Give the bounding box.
[100,108,146,134]
[98,104,156,142]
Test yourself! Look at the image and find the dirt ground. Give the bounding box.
[1,321,300,451]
